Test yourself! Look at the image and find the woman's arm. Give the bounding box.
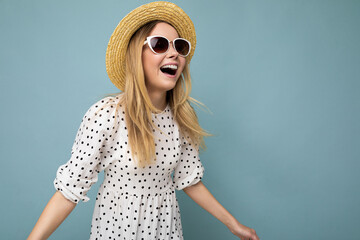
[27,191,77,240]
[183,181,260,240]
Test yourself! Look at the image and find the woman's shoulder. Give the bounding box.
[91,93,124,108]
[84,93,125,122]
[94,92,124,106]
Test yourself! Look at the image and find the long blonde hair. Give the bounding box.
[102,20,212,168]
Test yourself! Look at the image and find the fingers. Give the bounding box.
[249,228,260,240]
[233,224,260,240]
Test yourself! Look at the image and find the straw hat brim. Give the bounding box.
[105,1,196,91]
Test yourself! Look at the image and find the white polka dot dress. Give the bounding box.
[53,93,205,239]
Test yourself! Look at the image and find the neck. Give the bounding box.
[147,91,167,111]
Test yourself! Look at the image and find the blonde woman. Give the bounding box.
[28,2,260,240]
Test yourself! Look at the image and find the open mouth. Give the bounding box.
[160,65,177,77]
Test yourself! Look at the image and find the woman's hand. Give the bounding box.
[183,182,260,239]
[228,220,260,240]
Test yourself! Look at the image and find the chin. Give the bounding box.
[164,85,176,91]
[161,82,176,91]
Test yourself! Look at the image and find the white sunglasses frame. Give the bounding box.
[143,35,191,57]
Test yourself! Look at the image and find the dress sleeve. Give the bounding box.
[53,97,118,204]
[173,131,205,190]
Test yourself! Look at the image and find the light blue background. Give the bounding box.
[1,0,359,239]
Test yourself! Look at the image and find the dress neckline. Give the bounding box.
[151,103,170,116]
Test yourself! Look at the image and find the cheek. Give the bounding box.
[143,54,163,70]
[179,60,186,73]
[142,55,155,76]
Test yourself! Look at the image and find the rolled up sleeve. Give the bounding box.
[54,97,117,204]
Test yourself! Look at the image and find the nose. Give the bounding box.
[167,41,179,58]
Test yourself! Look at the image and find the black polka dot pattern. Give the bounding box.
[53,93,204,239]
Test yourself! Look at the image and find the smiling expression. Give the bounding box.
[142,22,186,95]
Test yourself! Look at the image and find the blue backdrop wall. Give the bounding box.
[1,0,359,239]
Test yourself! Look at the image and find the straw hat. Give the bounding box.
[105,1,196,91]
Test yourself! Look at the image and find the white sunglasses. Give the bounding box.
[143,35,191,57]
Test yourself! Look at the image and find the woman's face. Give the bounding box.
[142,22,186,95]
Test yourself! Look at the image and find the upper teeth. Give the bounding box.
[161,64,177,70]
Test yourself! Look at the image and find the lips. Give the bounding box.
[160,67,177,76]
[160,63,178,77]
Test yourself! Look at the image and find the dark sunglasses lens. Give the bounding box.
[174,39,190,56]
[149,37,168,54]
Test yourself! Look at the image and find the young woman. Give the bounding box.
[28,2,260,240]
